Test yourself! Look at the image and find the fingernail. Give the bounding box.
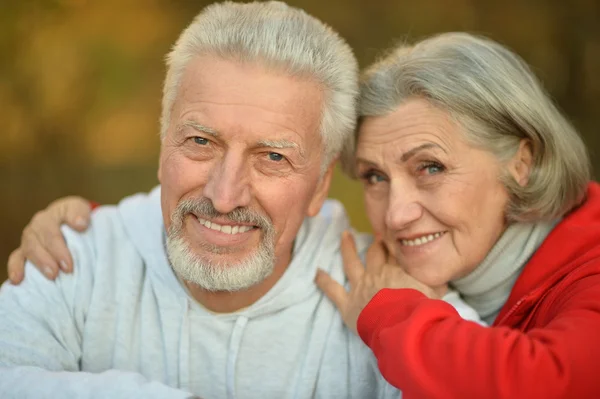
[9,272,16,282]
[75,217,87,228]
[60,260,68,271]
[44,266,55,278]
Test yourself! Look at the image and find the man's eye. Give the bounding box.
[193,137,209,145]
[268,152,284,162]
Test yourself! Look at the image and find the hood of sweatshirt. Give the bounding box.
[113,186,361,397]
[116,185,352,319]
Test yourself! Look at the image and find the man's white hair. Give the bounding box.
[161,1,359,170]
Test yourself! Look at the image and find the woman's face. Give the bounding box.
[356,98,528,290]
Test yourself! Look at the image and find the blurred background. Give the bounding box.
[2,0,600,282]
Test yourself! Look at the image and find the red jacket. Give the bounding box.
[357,182,600,399]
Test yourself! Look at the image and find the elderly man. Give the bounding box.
[0,2,478,398]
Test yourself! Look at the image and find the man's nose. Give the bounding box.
[202,152,251,214]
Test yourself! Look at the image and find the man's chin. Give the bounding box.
[166,235,275,292]
[174,261,275,292]
[189,244,256,258]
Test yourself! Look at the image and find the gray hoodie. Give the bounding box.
[0,186,480,398]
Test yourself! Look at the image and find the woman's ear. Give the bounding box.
[508,139,533,187]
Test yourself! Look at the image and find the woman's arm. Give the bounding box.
[317,232,600,398]
[358,278,600,399]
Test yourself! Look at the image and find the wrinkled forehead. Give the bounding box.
[171,55,326,144]
[356,99,460,153]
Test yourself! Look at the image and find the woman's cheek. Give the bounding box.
[364,196,386,234]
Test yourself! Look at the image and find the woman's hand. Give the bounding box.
[315,231,447,334]
[8,196,92,284]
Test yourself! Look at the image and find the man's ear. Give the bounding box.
[508,139,533,187]
[307,161,336,217]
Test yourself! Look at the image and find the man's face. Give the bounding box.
[159,55,332,291]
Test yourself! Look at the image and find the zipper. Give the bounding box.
[495,260,598,327]
[495,297,529,326]
[530,260,598,323]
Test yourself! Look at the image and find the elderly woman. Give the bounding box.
[315,33,600,398]
[7,33,600,398]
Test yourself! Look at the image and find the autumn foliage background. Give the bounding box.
[2,0,600,281]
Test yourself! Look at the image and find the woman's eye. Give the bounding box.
[369,174,384,184]
[360,171,386,185]
[193,137,209,145]
[268,152,284,162]
[419,162,445,175]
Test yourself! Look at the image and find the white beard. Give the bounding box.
[165,197,277,292]
[166,232,276,292]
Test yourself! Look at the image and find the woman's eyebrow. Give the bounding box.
[355,157,379,168]
[400,143,446,162]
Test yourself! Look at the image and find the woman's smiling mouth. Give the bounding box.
[399,231,447,247]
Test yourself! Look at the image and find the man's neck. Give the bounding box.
[184,251,292,313]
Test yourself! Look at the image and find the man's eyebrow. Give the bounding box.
[178,120,219,137]
[257,139,305,157]
[400,143,446,162]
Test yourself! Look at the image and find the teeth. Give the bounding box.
[197,218,253,235]
[400,232,444,247]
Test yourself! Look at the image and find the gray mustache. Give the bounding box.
[173,197,273,231]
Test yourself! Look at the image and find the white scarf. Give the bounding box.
[451,221,557,324]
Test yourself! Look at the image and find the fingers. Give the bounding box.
[8,196,87,284]
[57,196,92,232]
[340,231,365,284]
[38,229,73,273]
[21,226,60,280]
[365,238,388,271]
[315,269,348,311]
[30,199,80,273]
[7,248,25,284]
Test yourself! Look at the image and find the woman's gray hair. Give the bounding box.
[346,32,591,221]
[162,1,359,171]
